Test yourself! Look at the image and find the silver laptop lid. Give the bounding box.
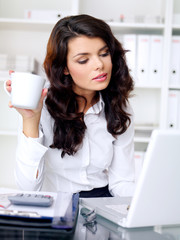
[127,129,180,227]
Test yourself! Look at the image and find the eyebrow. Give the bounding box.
[73,45,108,58]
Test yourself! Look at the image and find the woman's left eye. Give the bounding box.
[100,51,110,57]
[78,59,88,64]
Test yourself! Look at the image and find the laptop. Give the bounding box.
[81,129,180,228]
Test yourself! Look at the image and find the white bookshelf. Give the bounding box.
[0,0,179,187]
[108,22,165,30]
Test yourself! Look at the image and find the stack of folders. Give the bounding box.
[0,54,38,74]
[116,34,164,87]
[117,34,180,88]
[167,90,180,129]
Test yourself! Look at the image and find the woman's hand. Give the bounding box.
[7,79,47,116]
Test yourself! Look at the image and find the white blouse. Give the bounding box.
[15,95,135,196]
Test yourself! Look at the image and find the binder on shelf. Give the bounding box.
[167,90,180,129]
[122,34,137,80]
[0,55,39,74]
[169,36,180,86]
[15,55,38,73]
[179,102,180,130]
[149,35,163,87]
[24,9,70,22]
[136,35,150,85]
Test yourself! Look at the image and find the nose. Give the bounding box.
[94,56,104,70]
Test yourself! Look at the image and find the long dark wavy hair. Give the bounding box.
[44,14,134,157]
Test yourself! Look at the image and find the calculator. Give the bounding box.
[8,193,54,207]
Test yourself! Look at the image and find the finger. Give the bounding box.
[9,70,14,76]
[6,80,12,93]
[41,88,48,100]
[6,80,11,87]
[42,88,48,97]
[38,88,48,106]
[8,101,13,108]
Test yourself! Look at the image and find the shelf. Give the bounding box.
[0,18,166,32]
[0,18,56,31]
[135,84,162,89]
[172,24,180,29]
[108,21,165,30]
[135,125,158,131]
[134,126,155,143]
[134,137,150,143]
[0,130,18,136]
[169,85,180,90]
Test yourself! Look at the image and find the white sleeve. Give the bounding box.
[108,108,136,197]
[15,129,48,191]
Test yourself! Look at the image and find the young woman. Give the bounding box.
[7,14,135,197]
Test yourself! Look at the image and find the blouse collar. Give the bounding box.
[85,93,104,115]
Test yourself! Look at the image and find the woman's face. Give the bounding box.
[65,36,112,97]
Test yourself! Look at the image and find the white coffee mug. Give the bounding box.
[4,72,45,109]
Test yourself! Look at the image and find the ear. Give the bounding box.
[64,67,69,75]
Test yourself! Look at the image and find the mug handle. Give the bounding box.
[3,80,11,97]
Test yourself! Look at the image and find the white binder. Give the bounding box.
[167,90,179,129]
[123,34,137,80]
[169,36,180,86]
[178,91,180,129]
[136,35,150,85]
[149,35,163,87]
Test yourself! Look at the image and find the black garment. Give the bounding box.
[79,185,113,198]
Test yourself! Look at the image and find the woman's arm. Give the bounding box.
[6,77,48,190]
[108,106,136,197]
[15,124,48,191]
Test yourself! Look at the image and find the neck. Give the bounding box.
[76,92,99,113]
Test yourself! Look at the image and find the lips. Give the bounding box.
[92,73,107,82]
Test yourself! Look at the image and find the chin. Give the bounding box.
[96,81,110,91]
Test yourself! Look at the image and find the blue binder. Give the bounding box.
[0,193,79,233]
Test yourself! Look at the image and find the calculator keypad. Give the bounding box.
[8,193,54,207]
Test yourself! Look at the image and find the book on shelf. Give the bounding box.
[167,90,180,129]
[0,55,39,75]
[169,36,180,86]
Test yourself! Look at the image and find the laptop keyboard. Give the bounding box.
[105,204,129,216]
